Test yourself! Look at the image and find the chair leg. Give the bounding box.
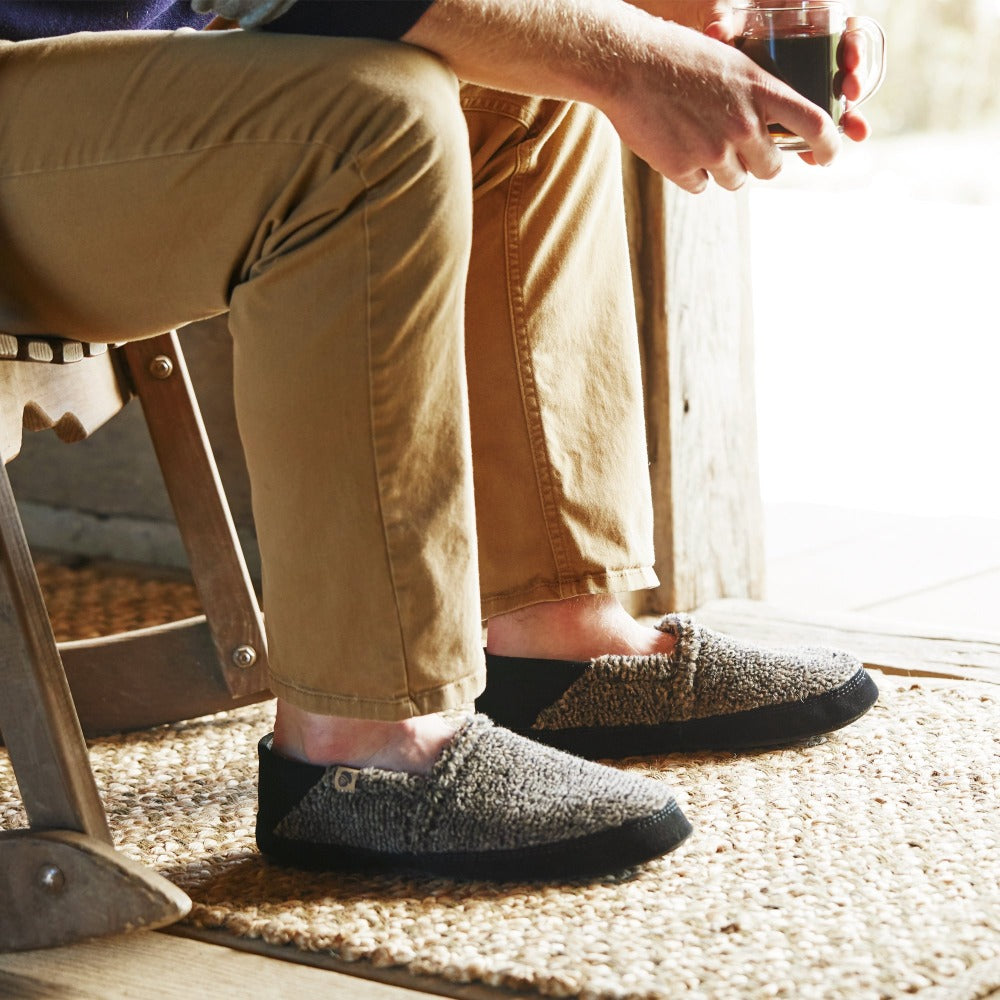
[0,459,108,839]
[0,462,191,952]
[0,830,190,952]
[121,333,269,700]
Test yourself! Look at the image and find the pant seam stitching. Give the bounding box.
[356,155,413,692]
[505,141,574,582]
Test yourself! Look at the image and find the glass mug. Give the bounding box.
[734,1,886,151]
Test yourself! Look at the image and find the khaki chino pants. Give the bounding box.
[0,28,657,719]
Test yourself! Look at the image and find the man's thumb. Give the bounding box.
[703,5,735,43]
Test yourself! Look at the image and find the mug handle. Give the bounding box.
[843,15,887,111]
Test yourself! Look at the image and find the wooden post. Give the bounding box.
[623,154,765,613]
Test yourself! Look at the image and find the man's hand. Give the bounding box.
[632,1,872,160]
[599,18,841,191]
[403,0,842,192]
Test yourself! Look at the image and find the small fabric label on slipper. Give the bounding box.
[333,766,360,793]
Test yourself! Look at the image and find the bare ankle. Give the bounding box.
[273,701,456,775]
[486,594,675,661]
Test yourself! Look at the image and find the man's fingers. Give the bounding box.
[738,129,783,181]
[837,27,865,101]
[765,89,840,165]
[702,2,737,41]
[797,111,868,161]
[834,68,863,103]
[703,19,730,42]
[838,29,863,72]
[711,166,748,191]
[674,168,712,194]
[704,146,751,190]
[682,140,780,193]
[840,110,871,143]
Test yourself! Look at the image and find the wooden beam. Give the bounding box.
[57,617,271,737]
[624,155,764,614]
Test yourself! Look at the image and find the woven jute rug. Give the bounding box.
[3,561,1000,999]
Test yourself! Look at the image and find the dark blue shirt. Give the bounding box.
[0,1,433,41]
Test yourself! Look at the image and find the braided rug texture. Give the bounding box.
[3,562,999,999]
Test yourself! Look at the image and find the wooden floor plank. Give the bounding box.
[0,930,422,1000]
[762,502,914,560]
[857,565,1000,633]
[688,599,1000,685]
[764,521,1000,614]
[173,926,538,1000]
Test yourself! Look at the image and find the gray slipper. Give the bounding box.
[477,613,878,758]
[256,715,691,881]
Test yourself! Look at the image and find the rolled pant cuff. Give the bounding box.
[480,566,660,619]
[267,668,486,721]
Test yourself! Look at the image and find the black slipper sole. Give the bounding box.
[256,799,691,882]
[478,664,879,759]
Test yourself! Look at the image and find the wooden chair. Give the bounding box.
[0,331,272,951]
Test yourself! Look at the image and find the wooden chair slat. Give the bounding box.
[59,616,268,736]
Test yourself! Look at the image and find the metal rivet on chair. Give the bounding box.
[37,864,66,893]
[231,645,257,669]
[148,355,174,379]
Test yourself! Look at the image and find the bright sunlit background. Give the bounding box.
[748,1,1000,625]
[750,0,1000,520]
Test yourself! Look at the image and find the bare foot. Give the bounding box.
[273,700,457,775]
[486,594,676,661]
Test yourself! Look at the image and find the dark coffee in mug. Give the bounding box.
[735,1,885,151]
[736,30,843,140]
